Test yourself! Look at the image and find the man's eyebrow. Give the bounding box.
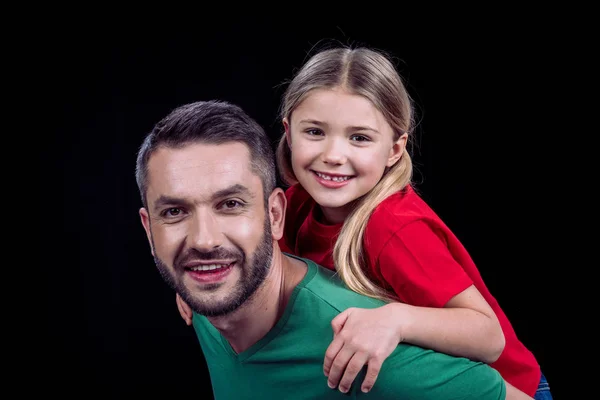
[211,184,254,200]
[152,184,254,212]
[153,195,187,213]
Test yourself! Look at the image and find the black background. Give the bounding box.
[41,14,576,399]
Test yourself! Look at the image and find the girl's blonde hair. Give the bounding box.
[276,46,415,303]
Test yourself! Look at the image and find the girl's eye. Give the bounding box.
[306,128,324,136]
[350,134,370,142]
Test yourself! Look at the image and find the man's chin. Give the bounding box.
[184,280,224,293]
[178,285,238,317]
[186,297,240,318]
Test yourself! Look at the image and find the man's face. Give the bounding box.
[139,142,273,317]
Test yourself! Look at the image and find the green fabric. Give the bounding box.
[193,254,505,399]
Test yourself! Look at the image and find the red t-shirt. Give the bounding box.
[279,183,541,396]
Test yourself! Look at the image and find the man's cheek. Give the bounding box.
[154,229,181,258]
[232,220,260,243]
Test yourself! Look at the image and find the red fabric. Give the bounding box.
[280,183,541,396]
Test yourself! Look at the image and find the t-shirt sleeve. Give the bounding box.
[362,345,506,399]
[375,220,473,308]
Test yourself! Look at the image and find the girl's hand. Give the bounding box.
[324,304,406,393]
[176,292,193,326]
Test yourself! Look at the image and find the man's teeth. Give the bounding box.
[190,264,228,271]
[315,172,350,182]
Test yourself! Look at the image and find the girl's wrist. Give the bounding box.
[388,302,414,343]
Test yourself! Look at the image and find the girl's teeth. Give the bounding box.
[316,172,349,182]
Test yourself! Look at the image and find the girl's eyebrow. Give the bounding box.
[298,119,379,134]
[298,118,326,126]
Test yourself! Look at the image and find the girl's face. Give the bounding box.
[284,87,405,224]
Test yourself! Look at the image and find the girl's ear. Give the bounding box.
[283,118,291,147]
[387,133,408,167]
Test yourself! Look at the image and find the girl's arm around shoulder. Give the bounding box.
[372,220,505,363]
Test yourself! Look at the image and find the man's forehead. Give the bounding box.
[146,142,261,200]
[150,142,251,172]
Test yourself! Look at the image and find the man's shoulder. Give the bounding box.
[291,255,386,313]
[289,256,506,400]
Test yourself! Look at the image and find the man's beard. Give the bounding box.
[152,216,273,317]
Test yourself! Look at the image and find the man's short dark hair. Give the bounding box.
[136,100,276,207]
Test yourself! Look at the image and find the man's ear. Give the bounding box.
[387,133,408,167]
[139,207,155,256]
[282,118,292,147]
[268,188,286,241]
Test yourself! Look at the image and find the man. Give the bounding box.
[136,100,532,399]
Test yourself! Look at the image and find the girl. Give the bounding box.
[176,46,550,399]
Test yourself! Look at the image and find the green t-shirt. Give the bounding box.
[192,255,506,399]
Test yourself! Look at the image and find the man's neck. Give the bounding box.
[206,250,306,354]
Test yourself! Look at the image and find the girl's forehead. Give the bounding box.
[293,89,390,131]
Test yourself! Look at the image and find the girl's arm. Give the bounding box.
[324,220,505,394]
[392,284,505,364]
[324,287,504,394]
[372,220,506,363]
[505,380,535,399]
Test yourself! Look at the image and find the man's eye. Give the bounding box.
[223,200,241,209]
[164,208,182,217]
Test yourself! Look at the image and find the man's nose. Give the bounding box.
[188,211,223,251]
[321,137,347,165]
